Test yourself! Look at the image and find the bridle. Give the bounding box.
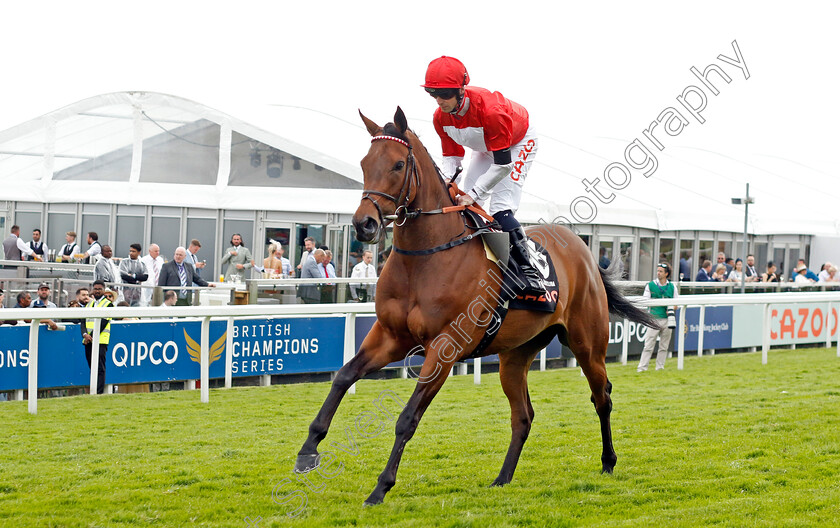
[360,135,419,228]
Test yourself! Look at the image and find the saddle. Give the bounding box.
[450,184,558,314]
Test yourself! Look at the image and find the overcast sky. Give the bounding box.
[2,1,837,171]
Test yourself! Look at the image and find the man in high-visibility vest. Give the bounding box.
[81,280,113,394]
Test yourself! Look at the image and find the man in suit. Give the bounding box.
[695,260,715,282]
[298,248,325,304]
[158,246,213,305]
[220,234,252,282]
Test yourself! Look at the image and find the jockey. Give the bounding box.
[422,56,545,296]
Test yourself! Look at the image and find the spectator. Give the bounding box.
[350,250,377,302]
[744,255,760,282]
[186,239,206,283]
[140,244,164,307]
[678,256,691,281]
[158,246,212,305]
[264,243,293,277]
[58,231,80,261]
[119,243,148,306]
[83,232,102,263]
[3,225,36,261]
[75,287,90,306]
[103,289,117,304]
[794,263,815,286]
[817,262,834,283]
[795,259,819,282]
[762,261,781,283]
[297,236,316,273]
[27,228,48,261]
[725,258,735,273]
[716,252,731,274]
[21,288,60,330]
[81,280,113,394]
[220,234,252,282]
[711,264,728,282]
[821,265,840,283]
[637,263,678,372]
[14,291,31,309]
[695,260,714,282]
[94,245,122,302]
[598,247,610,269]
[161,290,178,307]
[727,259,745,283]
[320,250,337,303]
[322,250,336,278]
[32,282,57,308]
[298,248,325,304]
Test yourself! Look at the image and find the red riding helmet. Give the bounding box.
[422,56,470,89]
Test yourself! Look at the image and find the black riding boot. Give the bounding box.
[509,228,546,296]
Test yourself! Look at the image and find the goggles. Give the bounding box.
[425,87,460,100]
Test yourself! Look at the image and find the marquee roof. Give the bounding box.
[0,91,836,235]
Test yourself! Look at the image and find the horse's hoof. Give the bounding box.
[363,495,384,507]
[294,453,321,474]
[490,477,509,487]
[601,466,615,475]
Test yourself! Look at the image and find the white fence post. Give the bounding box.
[826,302,832,349]
[200,316,210,403]
[621,318,629,365]
[677,306,686,370]
[762,303,771,365]
[344,313,356,395]
[473,358,481,385]
[697,305,706,357]
[225,317,234,388]
[28,320,40,415]
[539,349,546,371]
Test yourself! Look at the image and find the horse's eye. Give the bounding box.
[393,161,405,171]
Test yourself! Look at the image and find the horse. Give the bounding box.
[294,107,657,506]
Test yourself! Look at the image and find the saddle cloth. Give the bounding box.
[481,230,559,313]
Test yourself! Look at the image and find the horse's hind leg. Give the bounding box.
[492,349,539,487]
[567,326,617,474]
[295,322,407,473]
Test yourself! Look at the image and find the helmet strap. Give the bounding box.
[450,88,466,115]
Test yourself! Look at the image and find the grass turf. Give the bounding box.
[1,348,839,527]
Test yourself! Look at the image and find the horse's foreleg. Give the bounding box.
[295,323,405,473]
[364,358,450,506]
[492,351,538,487]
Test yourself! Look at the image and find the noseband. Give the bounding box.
[361,135,419,227]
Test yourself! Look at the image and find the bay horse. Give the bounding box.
[295,107,657,505]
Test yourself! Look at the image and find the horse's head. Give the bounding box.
[354,107,417,243]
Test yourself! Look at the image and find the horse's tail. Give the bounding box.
[598,266,659,329]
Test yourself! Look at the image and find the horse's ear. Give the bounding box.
[359,110,381,137]
[394,106,408,134]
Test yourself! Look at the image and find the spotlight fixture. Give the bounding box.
[314,164,324,171]
[292,156,301,170]
[250,151,261,168]
[266,152,284,178]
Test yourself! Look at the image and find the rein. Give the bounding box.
[363,134,500,256]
